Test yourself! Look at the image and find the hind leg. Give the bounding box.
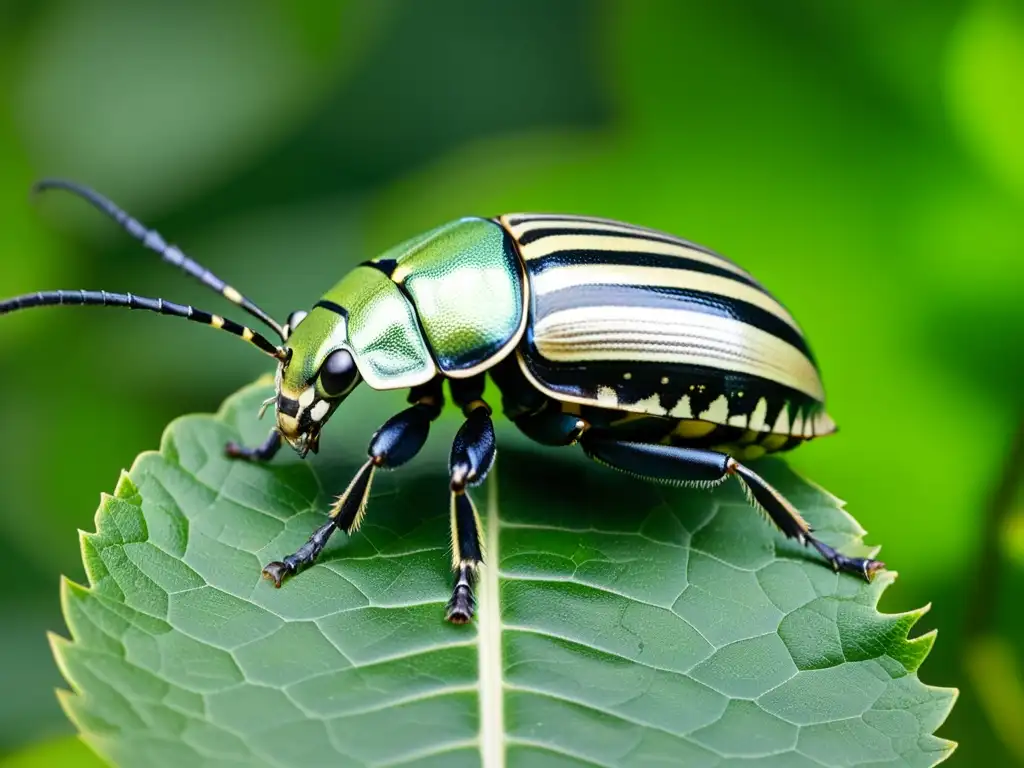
[580,436,884,580]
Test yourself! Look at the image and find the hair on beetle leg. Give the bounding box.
[674,477,730,490]
[737,479,775,526]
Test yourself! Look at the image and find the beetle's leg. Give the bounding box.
[445,377,497,623]
[262,379,444,587]
[225,429,282,463]
[489,357,588,447]
[513,400,589,446]
[580,436,885,580]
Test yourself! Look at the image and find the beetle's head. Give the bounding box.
[271,310,362,457]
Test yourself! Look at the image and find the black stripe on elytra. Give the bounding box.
[314,299,348,318]
[505,214,669,235]
[505,214,730,254]
[526,249,766,292]
[534,283,815,363]
[517,225,728,261]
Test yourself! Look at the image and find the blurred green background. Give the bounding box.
[0,0,1021,764]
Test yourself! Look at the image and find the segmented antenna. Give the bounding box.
[32,179,287,341]
[0,290,288,360]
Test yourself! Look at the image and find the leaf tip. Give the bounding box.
[112,471,139,501]
[906,628,939,670]
[60,575,89,603]
[78,530,109,586]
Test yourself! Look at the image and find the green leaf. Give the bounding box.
[53,381,955,767]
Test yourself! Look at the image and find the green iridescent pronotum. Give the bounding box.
[1,180,884,623]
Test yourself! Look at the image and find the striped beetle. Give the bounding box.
[2,180,883,623]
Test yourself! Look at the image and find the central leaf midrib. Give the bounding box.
[477,467,505,768]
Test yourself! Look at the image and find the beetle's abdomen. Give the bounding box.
[373,218,526,378]
[500,213,836,440]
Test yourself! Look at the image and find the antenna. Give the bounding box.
[32,179,287,341]
[0,290,288,361]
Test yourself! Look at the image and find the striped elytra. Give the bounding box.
[496,213,836,454]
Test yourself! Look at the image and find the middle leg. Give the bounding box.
[445,377,497,623]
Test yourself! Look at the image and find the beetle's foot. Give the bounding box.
[831,553,885,582]
[224,441,250,460]
[861,558,886,581]
[262,561,295,587]
[810,537,885,581]
[445,584,475,624]
[445,562,477,624]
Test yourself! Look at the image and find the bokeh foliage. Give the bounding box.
[0,0,1020,763]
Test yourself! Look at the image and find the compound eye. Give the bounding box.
[319,349,357,397]
[284,310,308,338]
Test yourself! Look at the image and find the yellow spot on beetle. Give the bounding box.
[673,420,717,438]
[737,429,759,445]
[223,286,243,304]
[741,445,766,461]
[211,315,225,329]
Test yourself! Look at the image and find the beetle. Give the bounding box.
[2,180,883,623]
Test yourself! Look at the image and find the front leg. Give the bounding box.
[225,429,282,462]
[262,380,444,586]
